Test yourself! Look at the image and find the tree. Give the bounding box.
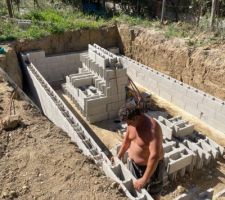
[6,0,14,18]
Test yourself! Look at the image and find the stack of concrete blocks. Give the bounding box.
[121,56,225,134]
[157,116,224,170]
[111,140,196,183]
[157,116,194,140]
[175,188,214,200]
[182,132,224,169]
[21,53,154,200]
[63,44,128,123]
[163,139,196,181]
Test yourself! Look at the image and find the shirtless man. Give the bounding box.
[117,101,164,200]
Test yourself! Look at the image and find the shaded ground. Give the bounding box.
[0,76,128,200]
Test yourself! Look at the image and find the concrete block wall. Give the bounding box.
[63,45,128,123]
[27,50,82,88]
[21,53,154,200]
[121,56,225,134]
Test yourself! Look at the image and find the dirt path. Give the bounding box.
[0,77,128,200]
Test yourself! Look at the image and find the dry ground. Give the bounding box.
[1,74,225,200]
[0,76,128,200]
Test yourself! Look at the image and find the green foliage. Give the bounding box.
[112,13,156,27]
[0,8,108,42]
[0,1,224,45]
[164,23,191,39]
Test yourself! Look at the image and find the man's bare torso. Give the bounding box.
[128,116,164,166]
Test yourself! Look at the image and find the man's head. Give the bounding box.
[118,99,142,126]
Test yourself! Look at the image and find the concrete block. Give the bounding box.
[123,179,138,198]
[116,68,127,78]
[111,164,126,181]
[183,139,211,168]
[167,150,193,174]
[105,69,116,80]
[184,101,201,118]
[88,112,108,123]
[159,90,172,102]
[109,47,120,54]
[156,118,173,140]
[175,188,214,200]
[163,139,196,178]
[108,110,119,119]
[202,95,224,111]
[86,104,106,115]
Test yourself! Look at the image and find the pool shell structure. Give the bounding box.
[20,45,224,200]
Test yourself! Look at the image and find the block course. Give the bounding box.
[121,56,225,134]
[63,44,128,123]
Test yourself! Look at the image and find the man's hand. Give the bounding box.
[133,177,146,191]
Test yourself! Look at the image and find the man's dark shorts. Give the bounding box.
[127,159,165,198]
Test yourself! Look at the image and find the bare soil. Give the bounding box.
[118,24,225,101]
[0,76,128,200]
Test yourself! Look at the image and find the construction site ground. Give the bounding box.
[0,75,225,200]
[0,76,128,200]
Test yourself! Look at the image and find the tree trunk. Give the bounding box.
[161,0,166,24]
[210,0,217,30]
[6,0,14,18]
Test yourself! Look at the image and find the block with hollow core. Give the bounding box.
[163,139,196,177]
[123,179,138,198]
[183,139,211,168]
[63,45,128,123]
[156,118,173,140]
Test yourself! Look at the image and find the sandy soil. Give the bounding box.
[0,76,128,200]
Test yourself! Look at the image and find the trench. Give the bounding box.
[1,25,225,200]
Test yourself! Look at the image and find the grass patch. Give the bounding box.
[0,3,224,46]
[0,8,109,42]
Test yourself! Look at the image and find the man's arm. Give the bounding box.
[134,123,162,191]
[117,127,131,160]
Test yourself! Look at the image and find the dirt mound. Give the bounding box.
[118,24,225,100]
[0,77,127,200]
